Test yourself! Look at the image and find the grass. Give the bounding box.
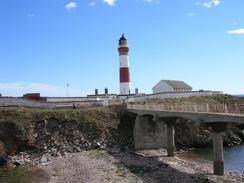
[92,149,109,159]
[143,95,244,105]
[0,106,118,129]
[115,164,127,177]
[0,166,49,183]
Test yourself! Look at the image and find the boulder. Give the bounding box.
[41,154,50,163]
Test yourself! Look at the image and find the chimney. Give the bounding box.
[135,88,139,95]
[95,89,98,96]
[105,88,108,95]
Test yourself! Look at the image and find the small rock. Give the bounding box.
[41,154,50,163]
[13,161,21,167]
[61,152,67,156]
[75,147,81,152]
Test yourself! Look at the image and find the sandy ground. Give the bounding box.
[40,149,244,183]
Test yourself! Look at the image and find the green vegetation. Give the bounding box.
[115,163,127,177]
[92,149,109,159]
[0,107,120,154]
[0,166,49,183]
[0,107,116,128]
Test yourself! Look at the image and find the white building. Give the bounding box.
[152,80,192,94]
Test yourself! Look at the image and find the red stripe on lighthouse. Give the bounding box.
[120,68,130,82]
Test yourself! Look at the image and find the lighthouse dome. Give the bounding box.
[119,34,127,46]
[119,33,127,41]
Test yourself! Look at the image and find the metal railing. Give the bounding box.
[127,103,244,115]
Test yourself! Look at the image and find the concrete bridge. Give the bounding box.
[127,103,244,175]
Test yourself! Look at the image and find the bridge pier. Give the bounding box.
[133,115,167,150]
[166,123,175,157]
[213,132,224,175]
[208,123,228,176]
[164,118,177,157]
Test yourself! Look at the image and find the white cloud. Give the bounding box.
[65,2,78,11]
[0,82,82,97]
[144,0,160,3]
[198,0,220,8]
[227,28,244,35]
[27,14,34,17]
[92,0,159,7]
[187,13,195,17]
[103,0,116,6]
[89,2,96,6]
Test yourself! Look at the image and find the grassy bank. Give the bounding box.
[0,107,130,183]
[143,94,244,105]
[0,107,122,155]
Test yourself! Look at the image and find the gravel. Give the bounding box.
[39,149,244,183]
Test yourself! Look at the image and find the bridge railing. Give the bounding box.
[127,103,244,115]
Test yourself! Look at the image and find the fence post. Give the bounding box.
[206,103,209,113]
[194,104,197,112]
[224,104,228,114]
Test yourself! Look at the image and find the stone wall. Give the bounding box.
[0,97,55,108]
[46,97,99,102]
[0,97,106,109]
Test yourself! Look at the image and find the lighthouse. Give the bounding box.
[118,34,131,95]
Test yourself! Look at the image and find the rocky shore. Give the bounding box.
[4,148,243,183]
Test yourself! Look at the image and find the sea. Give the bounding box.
[179,145,244,173]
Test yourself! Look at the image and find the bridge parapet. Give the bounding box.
[127,103,244,116]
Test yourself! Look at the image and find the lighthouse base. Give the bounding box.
[120,82,131,95]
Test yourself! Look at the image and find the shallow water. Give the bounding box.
[224,145,244,172]
[178,145,244,173]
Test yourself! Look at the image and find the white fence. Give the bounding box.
[127,103,244,115]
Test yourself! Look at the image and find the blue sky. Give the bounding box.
[0,0,244,96]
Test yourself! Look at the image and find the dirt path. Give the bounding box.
[42,150,140,183]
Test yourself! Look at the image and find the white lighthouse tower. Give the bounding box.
[118,34,131,95]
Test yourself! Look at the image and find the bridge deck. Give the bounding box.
[127,103,244,117]
[127,104,244,125]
